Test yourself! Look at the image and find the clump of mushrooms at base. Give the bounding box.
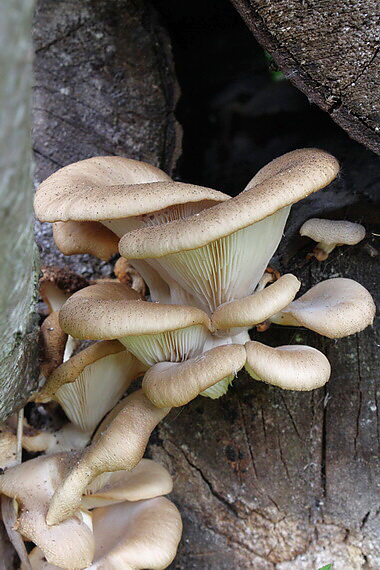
[0,148,375,569]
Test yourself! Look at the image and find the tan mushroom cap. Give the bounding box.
[22,423,93,454]
[83,458,173,509]
[245,341,331,390]
[47,390,170,526]
[0,453,94,568]
[119,149,339,258]
[142,344,246,408]
[59,281,211,340]
[300,218,366,246]
[0,423,17,468]
[270,278,376,338]
[211,274,301,330]
[34,155,228,222]
[39,266,90,314]
[89,497,182,570]
[53,220,119,260]
[114,256,146,297]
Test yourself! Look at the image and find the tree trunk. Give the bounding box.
[0,0,40,422]
[231,0,380,155]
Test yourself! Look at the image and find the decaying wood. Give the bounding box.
[0,0,40,422]
[231,0,380,155]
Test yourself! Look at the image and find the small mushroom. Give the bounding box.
[142,344,247,407]
[300,218,366,260]
[245,341,331,390]
[39,311,67,380]
[119,149,339,313]
[39,266,89,314]
[46,390,169,525]
[114,256,146,297]
[270,278,376,338]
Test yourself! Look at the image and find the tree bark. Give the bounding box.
[0,0,40,421]
[231,0,380,155]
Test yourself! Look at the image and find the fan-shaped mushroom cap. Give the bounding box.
[270,278,376,338]
[119,149,339,312]
[46,390,170,526]
[0,423,17,468]
[26,497,182,570]
[245,341,331,390]
[0,454,94,568]
[34,156,227,227]
[59,282,212,365]
[36,340,145,434]
[22,422,93,454]
[83,458,173,509]
[142,344,246,407]
[89,497,182,570]
[300,219,366,259]
[211,274,301,330]
[53,220,119,261]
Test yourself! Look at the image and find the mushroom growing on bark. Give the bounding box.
[300,218,366,260]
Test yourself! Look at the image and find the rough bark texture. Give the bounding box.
[33,0,181,276]
[230,0,380,155]
[0,0,40,422]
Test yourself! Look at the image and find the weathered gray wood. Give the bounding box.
[231,0,380,155]
[0,0,40,421]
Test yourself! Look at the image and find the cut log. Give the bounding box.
[231,0,380,155]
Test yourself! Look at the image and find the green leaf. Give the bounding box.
[318,565,332,570]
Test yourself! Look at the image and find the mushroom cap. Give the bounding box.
[53,221,119,260]
[271,278,376,338]
[119,149,339,258]
[245,341,331,390]
[0,453,94,568]
[34,156,228,222]
[59,281,211,340]
[114,257,146,297]
[83,458,173,509]
[300,218,366,245]
[142,344,246,408]
[0,423,17,468]
[46,390,170,526]
[89,497,182,570]
[211,274,301,330]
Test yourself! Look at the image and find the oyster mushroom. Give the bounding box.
[0,453,94,568]
[119,148,339,313]
[142,344,247,407]
[34,156,229,303]
[270,278,376,338]
[300,218,366,260]
[245,341,331,390]
[58,282,213,366]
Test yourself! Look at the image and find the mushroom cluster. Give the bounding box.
[1,148,375,568]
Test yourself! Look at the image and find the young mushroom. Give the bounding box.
[269,278,376,338]
[300,218,366,260]
[119,149,339,313]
